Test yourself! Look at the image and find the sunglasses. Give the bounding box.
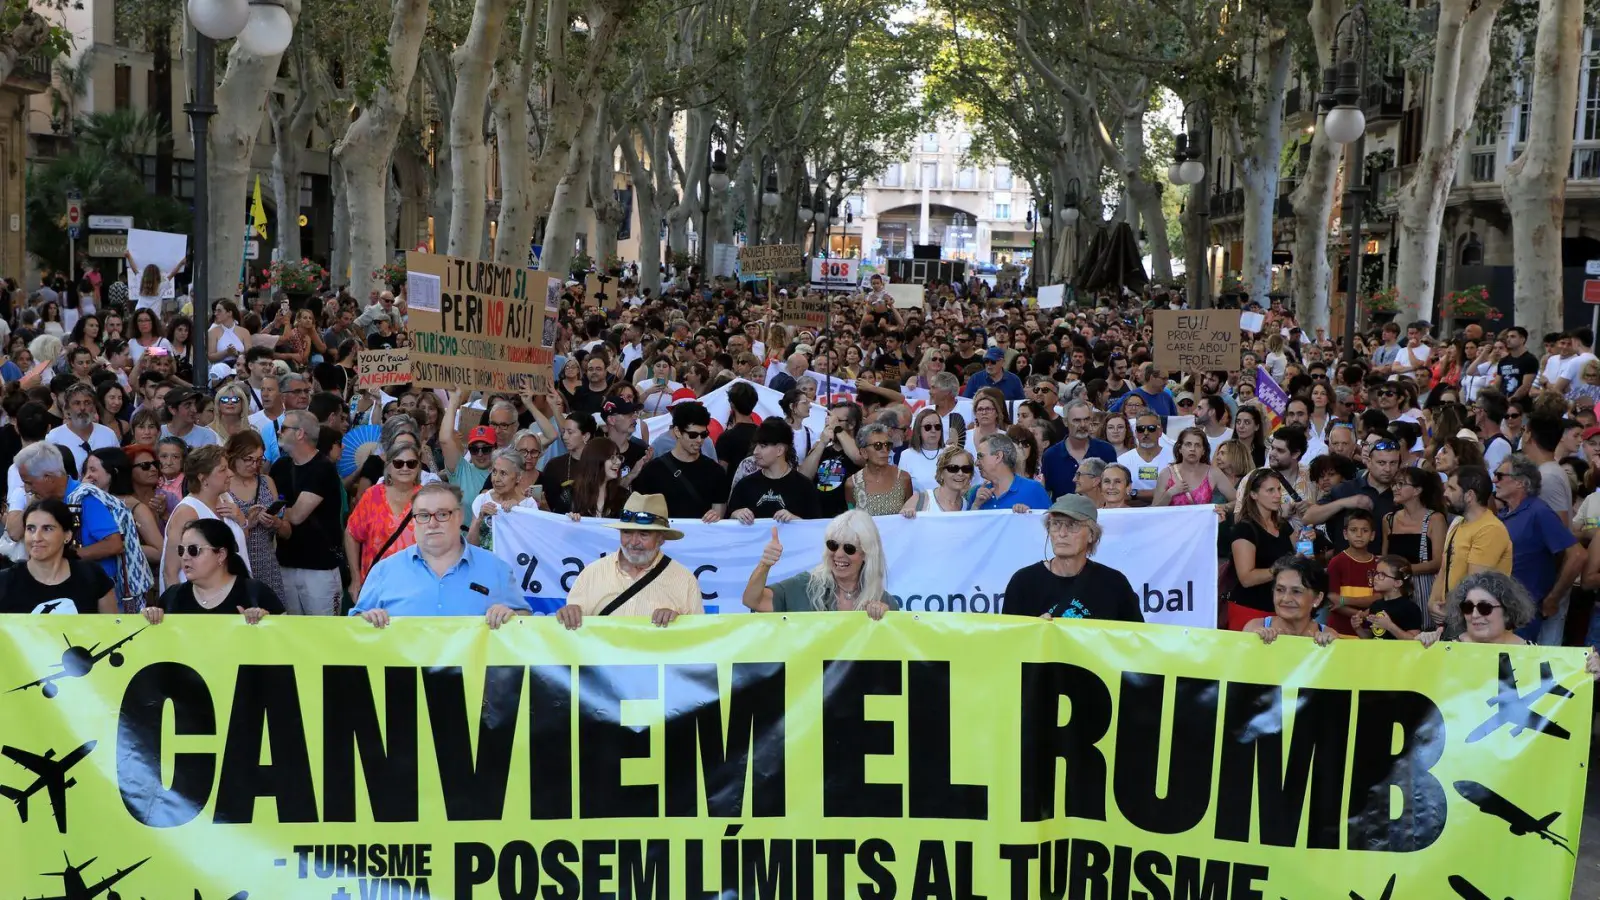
[218,396,242,404]
[1135,425,1161,434]
[825,539,860,555]
[468,443,495,454]
[619,509,668,527]
[390,458,421,470]
[1370,440,1399,452]
[680,429,709,440]
[131,460,159,471]
[943,464,975,474]
[921,423,942,432]
[865,441,894,451]
[1459,600,1502,617]
[1177,399,1195,407]
[174,544,220,558]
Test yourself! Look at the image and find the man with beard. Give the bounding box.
[1428,465,1512,620]
[558,493,703,627]
[1306,438,1400,551]
[47,382,119,471]
[1041,399,1117,498]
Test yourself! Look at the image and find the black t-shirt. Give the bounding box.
[366,331,401,350]
[728,468,823,520]
[538,454,577,514]
[1365,596,1423,639]
[1498,352,1538,396]
[0,561,113,615]
[631,453,729,518]
[813,444,860,517]
[715,423,759,473]
[1229,519,1294,612]
[616,438,649,481]
[569,385,609,419]
[158,577,285,615]
[949,351,982,377]
[1001,560,1144,622]
[270,454,344,570]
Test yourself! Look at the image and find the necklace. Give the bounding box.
[193,577,234,608]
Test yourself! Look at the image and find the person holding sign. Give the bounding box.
[557,494,702,628]
[741,510,894,616]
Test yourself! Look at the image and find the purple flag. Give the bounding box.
[1254,365,1289,426]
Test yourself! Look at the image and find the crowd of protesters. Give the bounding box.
[0,259,1597,666]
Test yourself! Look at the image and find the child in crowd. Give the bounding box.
[1353,556,1425,640]
[1325,508,1379,635]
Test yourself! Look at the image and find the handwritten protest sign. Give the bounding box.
[738,243,805,273]
[405,251,553,393]
[778,292,828,329]
[1153,309,1241,372]
[357,348,412,389]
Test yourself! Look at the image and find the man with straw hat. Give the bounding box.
[557,494,703,628]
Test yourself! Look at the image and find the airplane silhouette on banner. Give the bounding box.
[0,740,96,832]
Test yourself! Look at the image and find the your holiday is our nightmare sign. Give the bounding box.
[405,251,553,392]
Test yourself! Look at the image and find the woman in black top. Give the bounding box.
[0,499,115,615]
[143,519,282,624]
[1228,468,1295,629]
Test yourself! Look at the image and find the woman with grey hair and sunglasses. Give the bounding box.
[742,509,895,618]
[1418,570,1537,647]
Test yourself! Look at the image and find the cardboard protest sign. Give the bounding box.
[778,292,828,329]
[1037,284,1066,309]
[357,348,413,389]
[887,284,924,309]
[1152,309,1242,373]
[405,251,553,393]
[738,243,805,273]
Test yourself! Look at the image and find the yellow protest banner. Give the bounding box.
[0,616,1587,899]
[405,250,553,393]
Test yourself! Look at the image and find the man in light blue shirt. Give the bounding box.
[968,432,1051,511]
[352,482,529,627]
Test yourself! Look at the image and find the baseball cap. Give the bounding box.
[164,387,205,409]
[1582,425,1600,442]
[467,425,497,445]
[984,347,1006,362]
[603,399,641,416]
[1174,391,1196,404]
[1046,494,1098,523]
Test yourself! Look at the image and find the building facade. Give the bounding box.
[845,122,1038,267]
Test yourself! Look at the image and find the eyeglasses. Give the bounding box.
[390,458,421,470]
[1459,599,1503,617]
[1135,425,1161,434]
[825,539,860,555]
[1047,517,1087,534]
[680,429,709,440]
[1492,470,1511,481]
[490,420,517,429]
[943,464,975,474]
[174,544,220,558]
[413,508,459,524]
[468,443,495,454]
[286,388,312,396]
[240,455,264,465]
[865,441,894,451]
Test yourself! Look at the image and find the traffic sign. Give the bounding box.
[65,193,83,241]
[88,215,132,230]
[1587,260,1600,276]
[1584,279,1600,305]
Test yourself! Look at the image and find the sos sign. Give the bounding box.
[810,257,858,286]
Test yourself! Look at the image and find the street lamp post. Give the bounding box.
[1062,178,1081,299]
[1040,199,1052,287]
[1026,202,1036,293]
[185,0,292,386]
[702,148,728,282]
[1319,3,1370,364]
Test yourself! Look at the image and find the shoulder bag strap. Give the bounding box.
[598,554,673,617]
[368,510,415,573]
[661,456,708,510]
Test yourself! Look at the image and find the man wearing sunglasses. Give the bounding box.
[353,483,527,627]
[270,410,345,616]
[632,401,729,522]
[1306,439,1401,553]
[559,493,703,628]
[1491,454,1582,644]
[1114,413,1173,505]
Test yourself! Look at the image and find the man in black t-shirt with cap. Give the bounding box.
[1001,495,1143,621]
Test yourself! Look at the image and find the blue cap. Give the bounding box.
[984,347,1006,362]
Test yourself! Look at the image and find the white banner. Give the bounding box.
[125,228,188,300]
[493,505,1218,626]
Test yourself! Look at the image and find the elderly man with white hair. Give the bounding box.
[1001,494,1143,621]
[769,351,809,394]
[556,493,703,628]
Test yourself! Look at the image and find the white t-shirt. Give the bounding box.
[1559,352,1596,387]
[898,447,942,493]
[46,423,120,472]
[1204,427,1234,452]
[471,491,538,523]
[635,378,683,416]
[1482,433,1513,474]
[1116,445,1175,496]
[1537,354,1567,390]
[161,424,221,448]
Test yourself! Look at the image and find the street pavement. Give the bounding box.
[1575,719,1600,898]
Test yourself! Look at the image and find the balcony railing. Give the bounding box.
[1468,150,1497,183]
[1574,144,1600,179]
[1362,74,1405,123]
[6,52,51,86]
